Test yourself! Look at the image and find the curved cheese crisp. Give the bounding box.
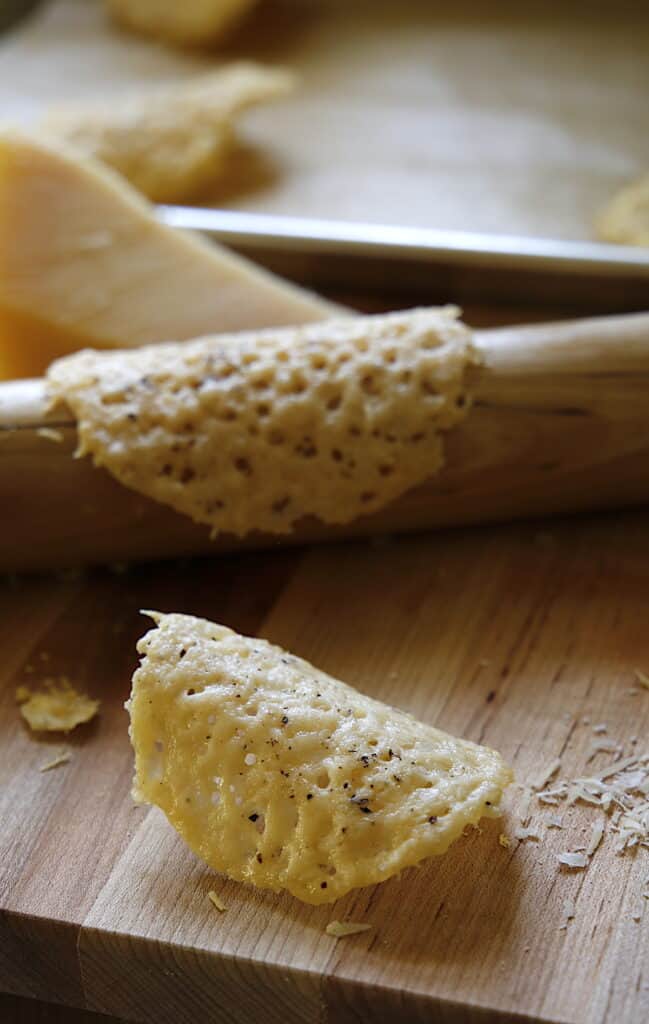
[127,612,513,905]
[42,64,293,203]
[47,307,476,537]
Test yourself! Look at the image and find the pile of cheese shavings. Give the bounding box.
[537,751,649,856]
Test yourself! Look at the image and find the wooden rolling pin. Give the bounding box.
[1,311,649,573]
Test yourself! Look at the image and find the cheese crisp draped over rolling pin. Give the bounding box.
[46,307,476,537]
[128,613,513,904]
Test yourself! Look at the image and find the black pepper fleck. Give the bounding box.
[248,813,259,823]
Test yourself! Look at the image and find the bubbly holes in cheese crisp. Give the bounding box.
[49,309,477,541]
[128,613,513,904]
[233,457,252,475]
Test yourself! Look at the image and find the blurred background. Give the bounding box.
[1,0,647,243]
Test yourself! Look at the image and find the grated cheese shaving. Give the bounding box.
[207,890,227,913]
[326,921,372,938]
[586,739,621,763]
[518,785,534,825]
[557,852,589,869]
[634,669,649,690]
[515,827,541,842]
[39,747,71,772]
[498,833,511,848]
[537,751,649,860]
[592,724,608,734]
[559,898,576,930]
[586,822,605,856]
[531,758,561,792]
[36,427,64,443]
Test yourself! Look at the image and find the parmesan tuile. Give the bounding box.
[47,308,476,540]
[127,612,512,905]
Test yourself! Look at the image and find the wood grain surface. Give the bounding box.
[2,500,648,1023]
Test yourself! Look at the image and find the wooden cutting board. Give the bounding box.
[1,436,648,1023]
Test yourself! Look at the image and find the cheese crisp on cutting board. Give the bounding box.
[47,307,476,537]
[127,613,512,904]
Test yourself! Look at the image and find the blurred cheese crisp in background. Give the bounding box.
[106,0,259,47]
[41,63,294,203]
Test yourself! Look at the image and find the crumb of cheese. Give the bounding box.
[208,890,227,913]
[39,747,72,772]
[17,680,99,733]
[634,668,649,690]
[36,427,64,443]
[325,921,372,939]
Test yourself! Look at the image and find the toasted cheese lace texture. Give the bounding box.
[127,612,513,904]
[47,307,476,538]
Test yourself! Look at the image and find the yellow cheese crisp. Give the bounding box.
[17,680,99,733]
[43,64,293,203]
[596,173,649,247]
[127,612,513,905]
[107,0,258,47]
[47,307,476,538]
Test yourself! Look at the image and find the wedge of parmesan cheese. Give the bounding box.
[42,64,293,203]
[0,132,332,380]
[107,0,258,47]
[47,307,476,538]
[127,612,513,905]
